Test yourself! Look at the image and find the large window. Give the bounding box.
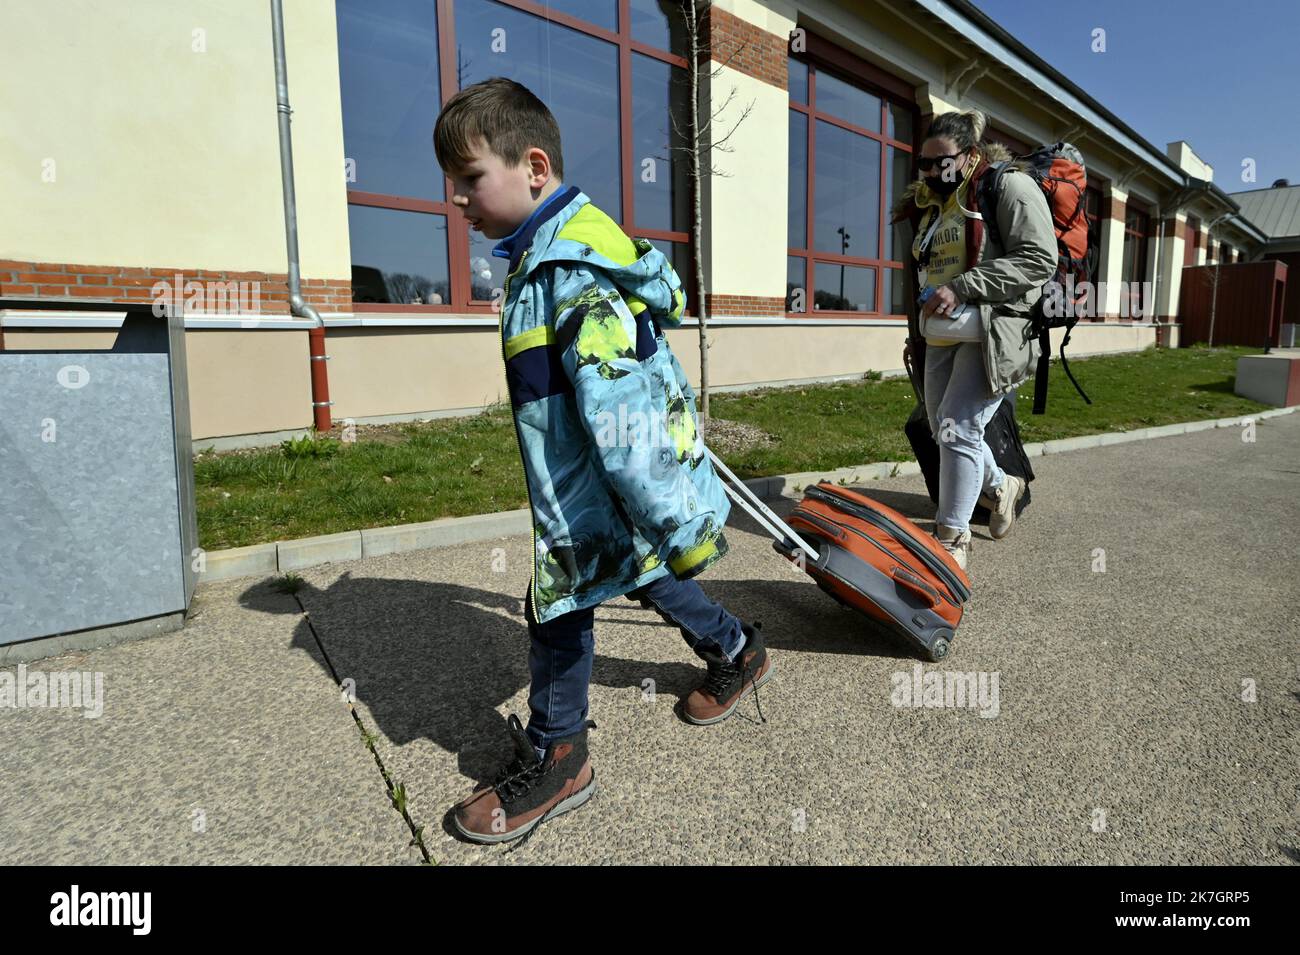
[1084,186,1102,286]
[1121,202,1150,318]
[1079,184,1102,319]
[787,54,915,317]
[338,0,692,312]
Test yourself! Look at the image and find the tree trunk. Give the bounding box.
[1208,259,1220,349]
[685,0,710,422]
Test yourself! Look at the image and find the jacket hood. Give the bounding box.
[890,140,1019,224]
[528,191,688,329]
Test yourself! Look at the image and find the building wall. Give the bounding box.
[0,0,1186,443]
[0,0,350,299]
[5,318,1157,443]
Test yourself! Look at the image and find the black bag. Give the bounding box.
[905,392,1034,522]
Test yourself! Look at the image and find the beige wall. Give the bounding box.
[184,329,315,437]
[665,323,908,386]
[1157,215,1187,317]
[4,319,1161,442]
[326,327,510,418]
[5,327,314,438]
[701,65,793,299]
[0,0,349,279]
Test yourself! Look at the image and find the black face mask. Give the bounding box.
[927,174,962,198]
[925,156,972,198]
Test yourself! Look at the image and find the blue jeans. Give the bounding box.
[522,573,745,753]
[923,341,1007,532]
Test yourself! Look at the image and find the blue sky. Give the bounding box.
[969,0,1299,193]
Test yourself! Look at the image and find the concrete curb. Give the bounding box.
[196,406,1298,586]
[201,509,531,584]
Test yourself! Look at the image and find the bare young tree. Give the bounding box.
[1204,256,1224,348]
[664,0,755,423]
[1201,214,1236,348]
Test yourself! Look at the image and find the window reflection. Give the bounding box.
[629,0,687,53]
[633,53,690,233]
[540,0,616,32]
[813,262,875,313]
[787,257,807,313]
[788,58,809,105]
[468,229,508,302]
[814,120,880,259]
[887,102,912,143]
[348,206,450,305]
[883,268,905,316]
[815,70,881,132]
[337,0,444,201]
[454,0,621,219]
[884,145,912,261]
[789,110,808,248]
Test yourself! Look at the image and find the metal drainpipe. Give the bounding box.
[1151,200,1162,323]
[271,0,332,433]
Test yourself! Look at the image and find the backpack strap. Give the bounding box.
[973,160,1012,249]
[1028,300,1093,414]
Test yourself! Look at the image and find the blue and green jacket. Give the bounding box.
[494,185,730,623]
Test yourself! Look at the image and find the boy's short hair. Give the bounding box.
[434,77,564,180]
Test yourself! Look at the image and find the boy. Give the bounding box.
[433,77,772,844]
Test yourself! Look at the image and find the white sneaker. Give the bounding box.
[979,474,1026,540]
[935,524,971,572]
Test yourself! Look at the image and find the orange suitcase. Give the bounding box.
[709,453,971,661]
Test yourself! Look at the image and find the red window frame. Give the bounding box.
[1121,201,1150,318]
[344,0,693,314]
[787,36,917,319]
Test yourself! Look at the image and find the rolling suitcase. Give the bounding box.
[905,392,1034,522]
[707,451,971,661]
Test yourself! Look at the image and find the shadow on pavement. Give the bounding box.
[234,535,919,785]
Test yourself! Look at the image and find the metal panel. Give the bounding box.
[0,317,189,645]
[1176,261,1289,347]
[165,308,199,606]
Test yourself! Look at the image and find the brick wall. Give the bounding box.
[0,260,350,313]
[705,6,788,90]
[706,293,786,316]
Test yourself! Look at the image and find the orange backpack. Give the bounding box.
[976,141,1095,414]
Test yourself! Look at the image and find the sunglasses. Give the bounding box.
[916,153,966,173]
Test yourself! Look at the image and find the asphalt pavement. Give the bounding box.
[4,414,1298,864]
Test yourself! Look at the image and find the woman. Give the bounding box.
[891,109,1056,571]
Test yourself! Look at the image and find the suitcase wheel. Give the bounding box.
[927,635,951,662]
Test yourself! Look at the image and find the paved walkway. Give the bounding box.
[4,415,1298,864]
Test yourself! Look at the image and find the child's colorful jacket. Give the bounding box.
[492,185,730,623]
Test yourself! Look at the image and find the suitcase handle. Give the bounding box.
[891,566,941,608]
[706,449,819,561]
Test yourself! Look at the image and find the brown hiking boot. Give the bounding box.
[453,714,596,844]
[682,621,772,725]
